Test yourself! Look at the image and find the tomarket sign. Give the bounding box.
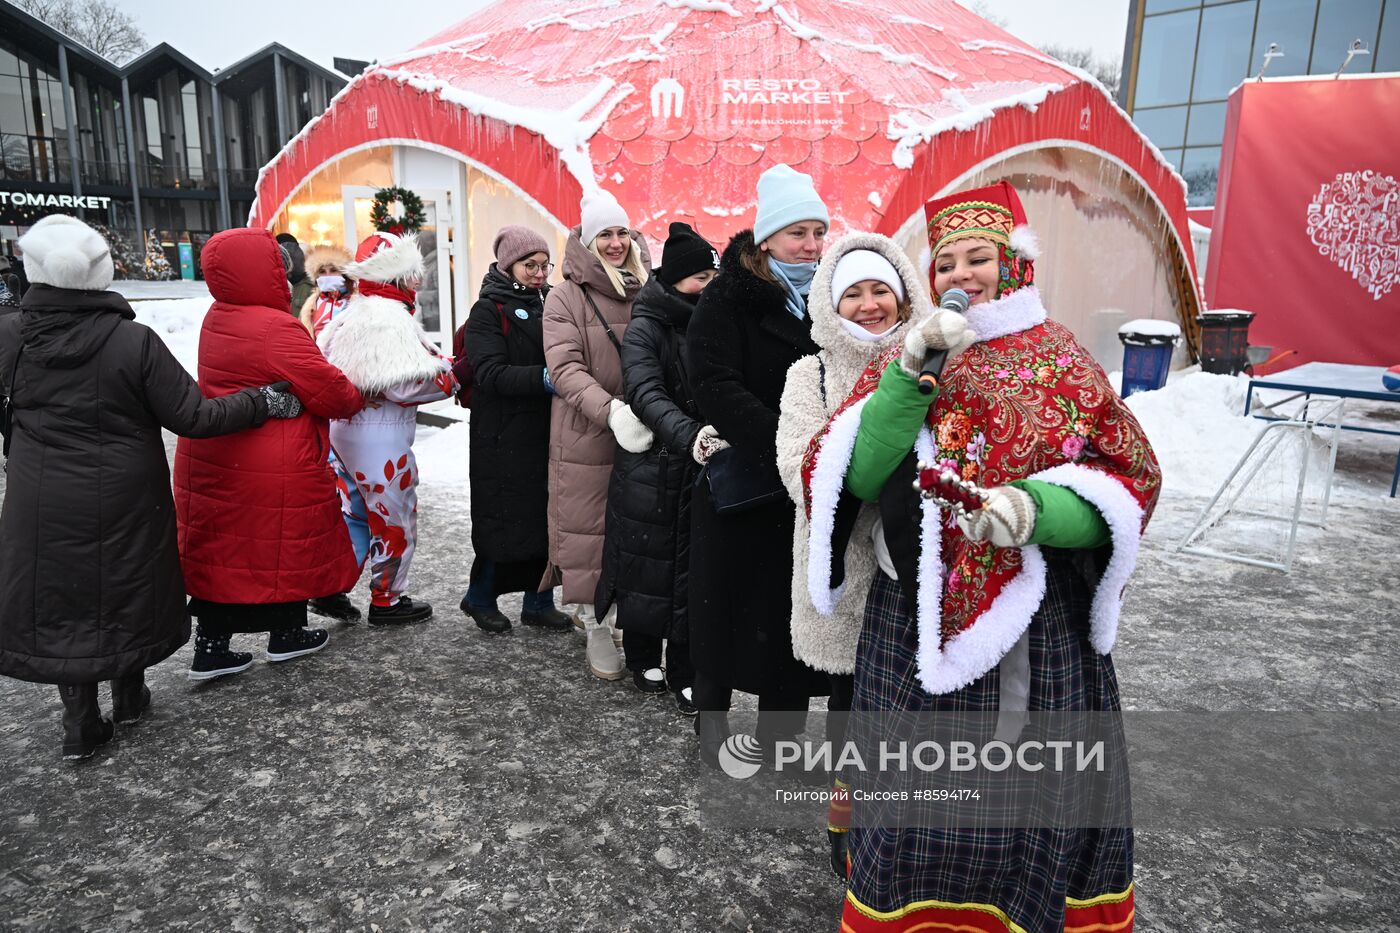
[0,192,114,210]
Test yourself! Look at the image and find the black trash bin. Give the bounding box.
[1197,310,1255,375]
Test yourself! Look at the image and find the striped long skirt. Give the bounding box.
[840,551,1134,933]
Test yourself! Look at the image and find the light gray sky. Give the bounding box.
[117,0,1130,76]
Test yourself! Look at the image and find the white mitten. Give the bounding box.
[691,424,730,465]
[608,399,654,453]
[900,309,974,378]
[956,485,1037,548]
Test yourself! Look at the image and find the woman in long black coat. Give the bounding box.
[596,222,722,712]
[0,215,288,760]
[685,165,835,765]
[459,226,573,634]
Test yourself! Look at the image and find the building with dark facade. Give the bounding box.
[1119,0,1399,207]
[0,0,345,276]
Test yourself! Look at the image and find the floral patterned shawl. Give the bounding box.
[800,285,1161,694]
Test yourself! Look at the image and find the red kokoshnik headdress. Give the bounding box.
[923,180,1039,302]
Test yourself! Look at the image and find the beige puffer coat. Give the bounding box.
[542,225,653,604]
[775,233,932,675]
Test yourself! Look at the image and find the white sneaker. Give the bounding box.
[586,622,626,681]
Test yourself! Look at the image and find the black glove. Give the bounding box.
[258,381,303,419]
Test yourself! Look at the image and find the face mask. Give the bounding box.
[838,317,899,343]
[317,274,346,294]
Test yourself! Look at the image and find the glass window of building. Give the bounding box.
[1309,0,1382,74]
[1136,8,1204,107]
[1146,0,1201,11]
[181,80,203,182]
[1181,147,1222,206]
[1252,0,1319,76]
[1192,1,1258,100]
[1185,101,1228,146]
[1133,105,1189,148]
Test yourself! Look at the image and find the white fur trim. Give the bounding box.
[805,398,871,615]
[345,232,424,284]
[913,429,1050,694]
[964,286,1047,343]
[1027,463,1146,654]
[318,294,448,394]
[1009,224,1040,261]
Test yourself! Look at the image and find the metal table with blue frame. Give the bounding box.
[1243,362,1400,497]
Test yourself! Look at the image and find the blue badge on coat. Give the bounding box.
[514,308,530,320]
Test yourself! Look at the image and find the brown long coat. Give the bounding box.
[542,226,652,604]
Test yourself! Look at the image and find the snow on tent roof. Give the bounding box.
[250,0,1194,298]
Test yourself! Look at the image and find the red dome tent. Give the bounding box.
[250,0,1200,366]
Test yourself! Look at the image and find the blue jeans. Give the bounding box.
[466,558,555,612]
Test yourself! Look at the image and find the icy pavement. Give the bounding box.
[1,386,1397,929]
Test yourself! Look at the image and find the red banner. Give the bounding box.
[1206,75,1400,367]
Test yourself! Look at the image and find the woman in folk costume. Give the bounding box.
[685,164,832,767]
[319,232,456,625]
[800,182,1160,933]
[542,189,654,681]
[775,234,929,877]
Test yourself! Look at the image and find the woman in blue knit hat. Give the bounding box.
[684,164,833,768]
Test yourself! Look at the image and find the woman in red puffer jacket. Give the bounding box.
[174,228,365,680]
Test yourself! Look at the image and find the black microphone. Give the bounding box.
[917,288,970,395]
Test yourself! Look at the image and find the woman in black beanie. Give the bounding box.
[596,223,724,714]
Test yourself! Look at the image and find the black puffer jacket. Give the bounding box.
[0,285,265,684]
[684,230,828,697]
[466,264,553,572]
[596,277,704,639]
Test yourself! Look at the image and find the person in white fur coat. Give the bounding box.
[775,233,932,878]
[318,232,456,625]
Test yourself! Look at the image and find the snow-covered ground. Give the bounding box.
[111,279,212,301]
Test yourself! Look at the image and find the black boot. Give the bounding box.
[58,684,114,761]
[309,593,361,623]
[695,711,730,771]
[188,626,254,681]
[828,829,848,881]
[110,671,151,725]
[368,596,433,626]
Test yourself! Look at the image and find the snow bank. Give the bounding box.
[131,297,211,376]
[1126,372,1255,498]
[414,421,471,487]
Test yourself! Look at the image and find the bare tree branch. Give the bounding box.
[13,0,147,64]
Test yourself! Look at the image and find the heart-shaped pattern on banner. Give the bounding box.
[1305,169,1400,301]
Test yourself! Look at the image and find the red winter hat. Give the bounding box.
[923,180,1039,300]
[347,231,424,285]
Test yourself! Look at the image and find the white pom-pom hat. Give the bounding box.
[18,215,114,292]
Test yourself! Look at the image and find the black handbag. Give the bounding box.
[701,444,787,514]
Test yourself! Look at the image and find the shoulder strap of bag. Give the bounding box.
[580,285,623,354]
[817,356,828,408]
[2,341,25,458]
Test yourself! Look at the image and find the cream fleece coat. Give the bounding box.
[775,233,932,675]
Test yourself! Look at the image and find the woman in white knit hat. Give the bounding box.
[542,188,653,681]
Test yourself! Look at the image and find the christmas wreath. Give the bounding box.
[370,186,426,235]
